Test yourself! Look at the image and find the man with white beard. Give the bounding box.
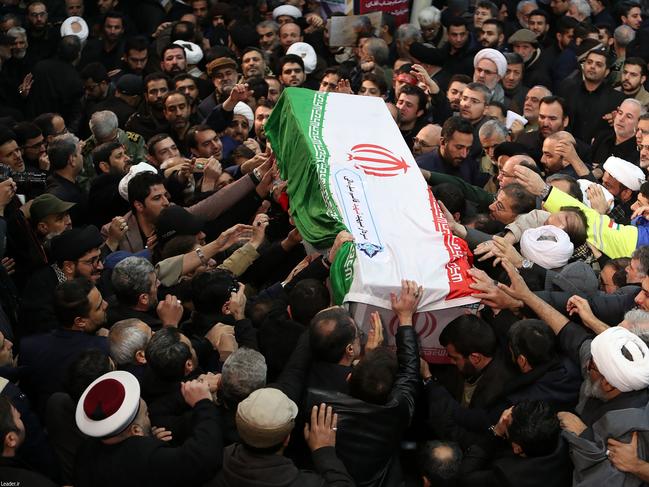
[499,261,649,485]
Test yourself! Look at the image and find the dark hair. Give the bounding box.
[439,315,497,357]
[288,279,330,326]
[528,8,549,22]
[124,35,149,53]
[595,23,613,37]
[508,400,560,457]
[278,54,304,72]
[104,9,124,24]
[508,319,556,368]
[441,115,474,140]
[92,140,122,174]
[58,35,81,63]
[556,15,579,34]
[546,174,582,200]
[418,441,462,486]
[618,1,641,20]
[162,89,189,108]
[559,205,589,247]
[33,113,60,138]
[145,327,191,381]
[433,183,465,219]
[624,57,648,78]
[448,16,468,29]
[309,307,356,363]
[147,133,173,156]
[54,278,94,328]
[361,72,388,95]
[349,347,397,404]
[184,123,213,150]
[399,84,428,112]
[502,183,536,215]
[476,0,498,17]
[65,349,112,401]
[0,396,18,446]
[161,43,186,61]
[504,51,524,66]
[482,18,504,35]
[486,100,506,119]
[539,95,568,119]
[191,269,238,314]
[448,73,472,87]
[171,20,196,42]
[144,72,171,91]
[127,171,165,208]
[382,12,396,35]
[81,62,109,84]
[246,75,269,100]
[12,122,41,147]
[173,72,197,87]
[606,257,631,288]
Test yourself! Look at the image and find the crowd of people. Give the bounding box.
[1,0,649,486]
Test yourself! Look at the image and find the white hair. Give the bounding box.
[418,6,441,28]
[569,0,591,19]
[89,110,118,141]
[614,24,636,47]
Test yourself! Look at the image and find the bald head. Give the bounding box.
[413,124,442,156]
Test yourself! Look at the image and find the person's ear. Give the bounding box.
[62,260,76,277]
[5,431,19,449]
[99,161,110,174]
[468,352,483,366]
[422,477,431,487]
[416,109,424,119]
[135,349,147,364]
[133,201,145,213]
[621,188,633,202]
[286,305,293,319]
[73,315,89,330]
[516,354,528,371]
[562,116,569,129]
[184,358,194,375]
[512,442,525,456]
[221,300,230,315]
[139,292,149,308]
[36,221,49,235]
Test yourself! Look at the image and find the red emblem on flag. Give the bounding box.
[388,312,437,338]
[347,144,409,177]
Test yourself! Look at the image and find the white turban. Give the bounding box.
[173,40,203,65]
[591,326,649,392]
[520,225,573,269]
[286,42,317,74]
[61,16,89,44]
[118,162,158,201]
[578,179,614,212]
[233,102,254,129]
[473,48,507,78]
[603,156,646,191]
[272,5,302,20]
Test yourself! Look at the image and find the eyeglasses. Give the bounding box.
[77,255,102,267]
[413,138,438,150]
[475,67,497,77]
[23,139,45,150]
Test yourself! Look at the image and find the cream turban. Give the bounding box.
[272,5,302,20]
[591,326,649,392]
[61,16,89,44]
[233,102,254,128]
[578,179,614,212]
[520,225,573,269]
[287,42,317,74]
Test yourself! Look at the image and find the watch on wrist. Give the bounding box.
[521,259,533,269]
[539,183,552,200]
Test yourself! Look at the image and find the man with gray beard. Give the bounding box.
[499,261,649,486]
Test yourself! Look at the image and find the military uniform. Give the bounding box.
[79,129,147,192]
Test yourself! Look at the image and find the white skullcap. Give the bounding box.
[233,102,254,129]
[173,40,203,65]
[591,326,649,392]
[520,225,574,269]
[603,156,646,191]
[61,16,89,44]
[286,42,317,74]
[473,48,507,78]
[578,179,615,212]
[118,162,158,201]
[272,5,302,20]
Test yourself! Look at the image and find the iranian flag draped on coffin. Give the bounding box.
[265,88,478,360]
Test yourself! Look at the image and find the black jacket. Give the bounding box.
[0,456,57,487]
[305,326,419,487]
[88,173,131,227]
[74,399,222,487]
[211,443,355,487]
